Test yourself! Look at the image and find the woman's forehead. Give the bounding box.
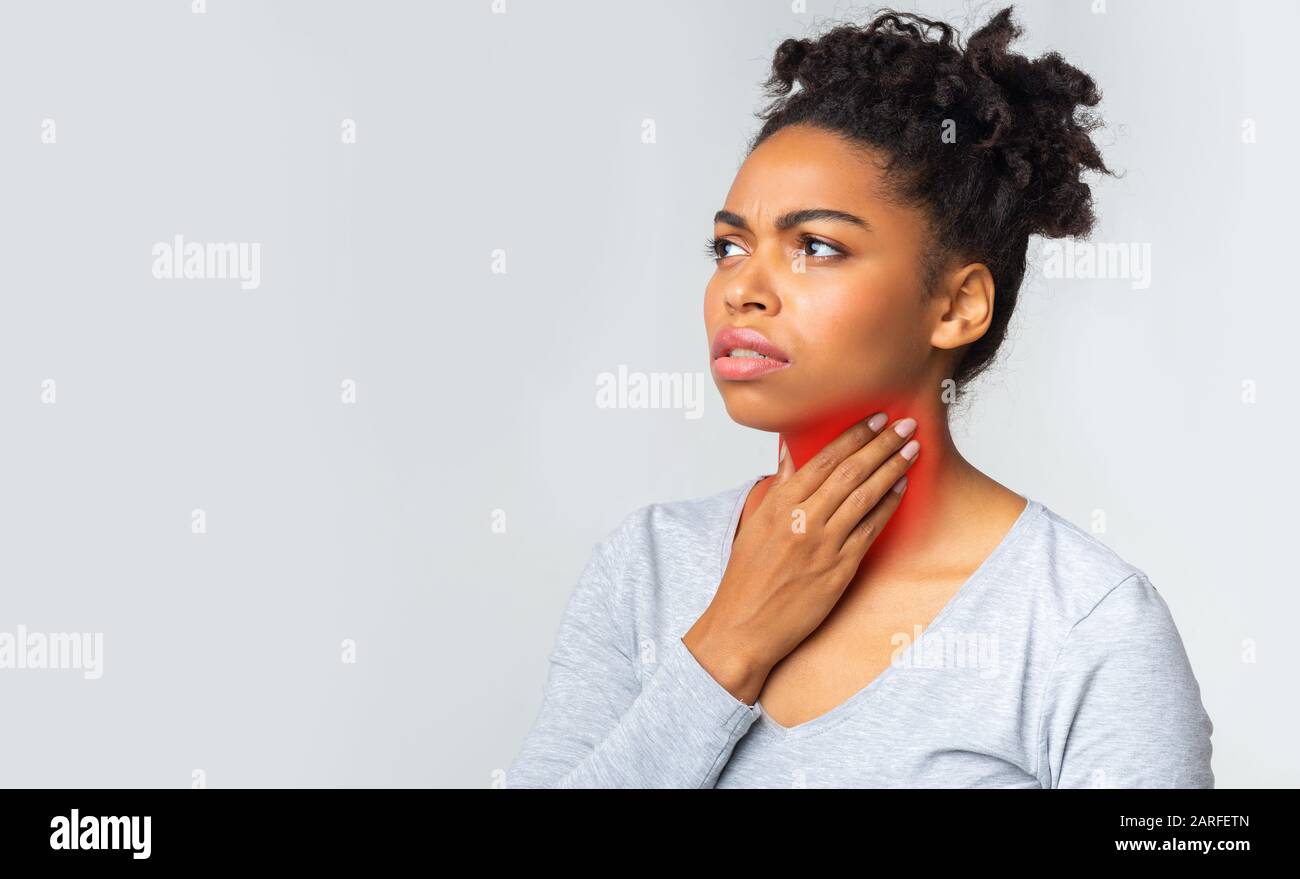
[723,128,895,221]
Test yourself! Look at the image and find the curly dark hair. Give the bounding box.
[749,5,1117,402]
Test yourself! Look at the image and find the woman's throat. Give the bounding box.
[775,397,933,573]
[778,400,910,470]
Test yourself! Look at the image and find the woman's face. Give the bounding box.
[704,124,953,434]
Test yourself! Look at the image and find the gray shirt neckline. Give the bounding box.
[718,474,1045,739]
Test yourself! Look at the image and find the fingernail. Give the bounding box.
[779,441,790,463]
[900,439,920,460]
[867,412,887,431]
[892,475,908,493]
[894,417,917,437]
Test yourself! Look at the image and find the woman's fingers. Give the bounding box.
[821,420,919,547]
[837,471,908,555]
[775,413,887,504]
[804,416,917,526]
[773,440,795,485]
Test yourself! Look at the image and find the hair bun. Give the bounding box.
[769,37,812,91]
[959,7,1110,238]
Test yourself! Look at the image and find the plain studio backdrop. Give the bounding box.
[0,0,1294,788]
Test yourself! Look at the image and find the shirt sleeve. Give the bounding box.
[504,520,761,788]
[1037,572,1215,788]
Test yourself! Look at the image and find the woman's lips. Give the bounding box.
[710,325,793,380]
[712,355,792,380]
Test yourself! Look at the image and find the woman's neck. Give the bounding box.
[775,393,994,581]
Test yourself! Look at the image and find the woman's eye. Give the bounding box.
[799,235,843,258]
[704,237,745,261]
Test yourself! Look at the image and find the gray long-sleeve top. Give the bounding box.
[505,476,1215,788]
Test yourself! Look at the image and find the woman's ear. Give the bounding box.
[929,262,996,352]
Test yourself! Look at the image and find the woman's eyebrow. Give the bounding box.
[713,207,873,233]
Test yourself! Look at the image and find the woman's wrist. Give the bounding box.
[682,609,772,706]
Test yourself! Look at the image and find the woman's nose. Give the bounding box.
[724,253,782,313]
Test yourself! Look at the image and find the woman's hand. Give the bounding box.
[682,413,920,704]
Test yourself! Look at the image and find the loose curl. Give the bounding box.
[750,5,1117,400]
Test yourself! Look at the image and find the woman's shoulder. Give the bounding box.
[602,475,760,561]
[1009,497,1183,637]
[1020,501,1214,787]
[572,477,763,628]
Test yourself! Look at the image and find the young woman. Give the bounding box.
[506,6,1213,788]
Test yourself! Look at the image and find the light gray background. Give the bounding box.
[1,0,1293,788]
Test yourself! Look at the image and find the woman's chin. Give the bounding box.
[719,397,819,435]
[721,390,898,437]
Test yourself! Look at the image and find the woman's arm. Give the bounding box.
[504,523,761,788]
[1037,573,1215,788]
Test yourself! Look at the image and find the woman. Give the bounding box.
[506,6,1213,788]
